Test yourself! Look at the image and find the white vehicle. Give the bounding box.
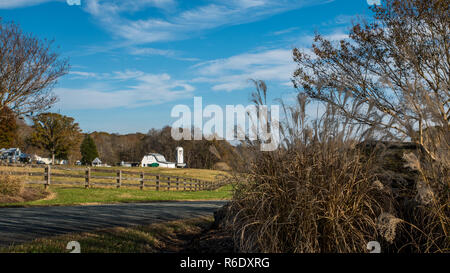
[141,153,176,168]
[32,155,52,165]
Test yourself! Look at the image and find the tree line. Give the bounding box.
[0,111,244,170]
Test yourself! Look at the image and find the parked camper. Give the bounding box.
[0,148,22,163]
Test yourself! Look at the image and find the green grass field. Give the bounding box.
[0,165,233,207]
[0,216,214,253]
[0,184,233,207]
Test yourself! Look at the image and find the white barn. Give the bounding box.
[141,153,176,168]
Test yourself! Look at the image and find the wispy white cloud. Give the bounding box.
[0,0,83,8]
[68,71,108,79]
[56,70,194,109]
[128,47,176,57]
[192,48,300,92]
[270,27,300,36]
[82,0,335,45]
[190,26,347,92]
[0,0,62,9]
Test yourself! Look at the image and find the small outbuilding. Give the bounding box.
[92,157,102,166]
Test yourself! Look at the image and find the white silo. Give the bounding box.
[176,147,186,168]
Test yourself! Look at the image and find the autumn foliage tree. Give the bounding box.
[29,113,81,164]
[293,0,449,161]
[0,106,17,148]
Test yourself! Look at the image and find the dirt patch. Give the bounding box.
[181,206,235,253]
[0,187,50,204]
[119,216,235,253]
[182,202,235,253]
[183,227,235,253]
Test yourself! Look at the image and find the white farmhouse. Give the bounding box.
[141,153,176,168]
[92,157,102,166]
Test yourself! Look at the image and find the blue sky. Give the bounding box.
[0,0,378,134]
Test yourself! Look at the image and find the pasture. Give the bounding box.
[0,164,232,207]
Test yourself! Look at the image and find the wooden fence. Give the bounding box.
[0,163,226,192]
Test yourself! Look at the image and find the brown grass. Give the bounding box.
[228,142,392,253]
[225,87,449,253]
[0,174,24,196]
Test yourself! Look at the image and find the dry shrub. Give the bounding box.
[229,141,397,253]
[0,174,24,196]
[396,151,450,253]
[229,131,449,253]
[226,85,449,253]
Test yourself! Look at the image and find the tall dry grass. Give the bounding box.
[226,86,449,253]
[0,174,24,196]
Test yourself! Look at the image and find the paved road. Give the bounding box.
[0,201,227,246]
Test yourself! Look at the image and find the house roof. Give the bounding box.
[92,158,102,163]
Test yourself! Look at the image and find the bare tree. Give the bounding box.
[293,0,449,160]
[0,19,69,116]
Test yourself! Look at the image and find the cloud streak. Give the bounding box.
[56,70,194,109]
[82,0,335,45]
[192,48,298,91]
[0,0,62,9]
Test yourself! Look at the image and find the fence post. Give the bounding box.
[176,177,179,191]
[85,167,91,188]
[156,175,160,191]
[117,170,122,188]
[44,165,51,189]
[183,178,186,191]
[140,172,144,190]
[167,176,171,191]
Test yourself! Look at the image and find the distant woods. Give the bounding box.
[88,126,246,170]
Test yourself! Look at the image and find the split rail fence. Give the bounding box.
[0,163,226,192]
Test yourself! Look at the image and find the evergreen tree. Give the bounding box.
[80,134,99,165]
